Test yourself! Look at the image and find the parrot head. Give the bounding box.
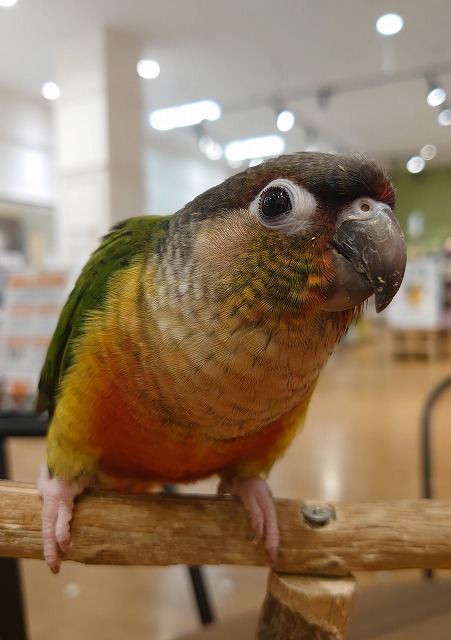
[174,151,406,321]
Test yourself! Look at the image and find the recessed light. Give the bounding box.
[376,13,404,36]
[0,0,19,7]
[137,59,160,80]
[276,110,295,132]
[41,82,60,101]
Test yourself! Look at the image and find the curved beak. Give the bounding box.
[321,201,406,313]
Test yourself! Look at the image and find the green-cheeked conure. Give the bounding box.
[36,152,406,573]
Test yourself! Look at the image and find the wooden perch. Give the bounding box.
[2,480,451,574]
[257,573,356,640]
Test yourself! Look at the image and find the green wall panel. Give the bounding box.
[391,167,451,249]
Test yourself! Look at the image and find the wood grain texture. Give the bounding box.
[257,573,356,639]
[2,480,451,574]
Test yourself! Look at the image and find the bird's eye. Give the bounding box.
[250,178,317,233]
[260,188,292,219]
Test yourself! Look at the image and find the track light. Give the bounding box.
[438,108,451,126]
[406,156,425,174]
[420,144,437,160]
[426,79,447,107]
[427,87,446,106]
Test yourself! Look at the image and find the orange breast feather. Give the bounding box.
[86,347,311,486]
[52,315,311,488]
[47,261,316,488]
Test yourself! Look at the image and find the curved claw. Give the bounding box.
[218,476,279,565]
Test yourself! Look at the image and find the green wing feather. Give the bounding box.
[36,215,171,416]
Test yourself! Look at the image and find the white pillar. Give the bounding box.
[53,29,144,269]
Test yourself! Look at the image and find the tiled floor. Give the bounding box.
[4,326,451,639]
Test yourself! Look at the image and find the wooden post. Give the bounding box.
[257,572,356,640]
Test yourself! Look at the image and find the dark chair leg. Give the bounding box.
[0,558,28,640]
[187,566,215,626]
[0,437,28,640]
[421,375,451,580]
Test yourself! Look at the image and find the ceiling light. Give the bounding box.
[137,59,160,80]
[149,100,221,131]
[198,136,223,161]
[276,109,295,132]
[438,108,451,126]
[406,156,425,174]
[376,13,404,36]
[0,0,18,6]
[420,144,437,161]
[426,86,446,107]
[224,135,285,162]
[41,82,60,100]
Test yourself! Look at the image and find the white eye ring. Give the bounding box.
[250,178,317,233]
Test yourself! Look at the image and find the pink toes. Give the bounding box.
[218,476,279,564]
[38,465,86,573]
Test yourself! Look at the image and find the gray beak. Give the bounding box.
[321,199,406,313]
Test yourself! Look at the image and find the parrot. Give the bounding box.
[36,151,406,573]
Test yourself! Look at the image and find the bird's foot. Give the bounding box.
[218,476,279,565]
[37,465,87,574]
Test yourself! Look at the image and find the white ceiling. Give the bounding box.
[1,0,451,168]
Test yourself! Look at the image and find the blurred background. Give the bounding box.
[0,1,451,639]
